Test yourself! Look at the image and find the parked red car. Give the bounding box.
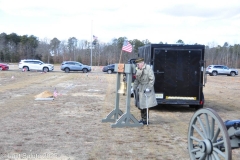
[0,63,9,70]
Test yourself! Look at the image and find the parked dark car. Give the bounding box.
[102,64,115,74]
[0,63,9,71]
[125,59,137,97]
[128,58,136,65]
[61,61,91,73]
[127,58,137,82]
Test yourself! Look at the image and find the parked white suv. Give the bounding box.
[18,59,54,72]
[206,65,238,76]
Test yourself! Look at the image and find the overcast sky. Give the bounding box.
[0,0,240,46]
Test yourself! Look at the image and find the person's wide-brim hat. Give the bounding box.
[135,58,144,63]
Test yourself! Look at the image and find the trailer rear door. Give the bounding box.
[153,48,203,104]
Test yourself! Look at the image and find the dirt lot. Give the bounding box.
[0,64,240,160]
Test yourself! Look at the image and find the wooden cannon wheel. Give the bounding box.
[188,108,232,160]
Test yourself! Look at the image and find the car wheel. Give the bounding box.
[83,68,88,73]
[230,72,235,76]
[212,71,217,76]
[64,68,70,73]
[43,67,49,72]
[23,66,29,71]
[107,70,112,74]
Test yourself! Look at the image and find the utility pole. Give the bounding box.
[90,20,93,66]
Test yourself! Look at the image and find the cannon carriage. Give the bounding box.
[188,108,240,159]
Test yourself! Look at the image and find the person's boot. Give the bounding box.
[139,119,148,125]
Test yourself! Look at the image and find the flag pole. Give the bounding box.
[119,50,123,64]
[90,20,93,66]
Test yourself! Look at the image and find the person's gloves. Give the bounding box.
[145,88,151,93]
[131,87,134,93]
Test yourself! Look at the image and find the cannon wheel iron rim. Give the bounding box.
[188,108,232,160]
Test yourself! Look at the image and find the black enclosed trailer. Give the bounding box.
[138,44,206,109]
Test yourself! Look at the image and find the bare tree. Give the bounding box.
[50,38,61,63]
[67,37,78,61]
[36,38,50,63]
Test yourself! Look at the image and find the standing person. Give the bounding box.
[133,58,158,125]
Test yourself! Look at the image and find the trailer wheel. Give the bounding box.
[195,105,203,110]
[190,105,203,110]
[188,108,232,160]
[189,93,204,110]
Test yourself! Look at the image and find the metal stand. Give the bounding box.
[110,64,143,128]
[102,72,123,122]
[144,90,151,126]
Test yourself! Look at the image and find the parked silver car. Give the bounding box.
[206,65,238,76]
[61,61,91,73]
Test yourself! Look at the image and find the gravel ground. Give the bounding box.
[0,65,240,160]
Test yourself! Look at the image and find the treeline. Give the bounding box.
[0,32,240,68]
[0,32,147,65]
[205,43,240,68]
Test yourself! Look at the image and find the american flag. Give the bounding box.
[93,35,98,45]
[122,40,132,53]
[93,35,98,40]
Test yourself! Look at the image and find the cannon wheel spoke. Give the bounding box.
[187,108,231,160]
